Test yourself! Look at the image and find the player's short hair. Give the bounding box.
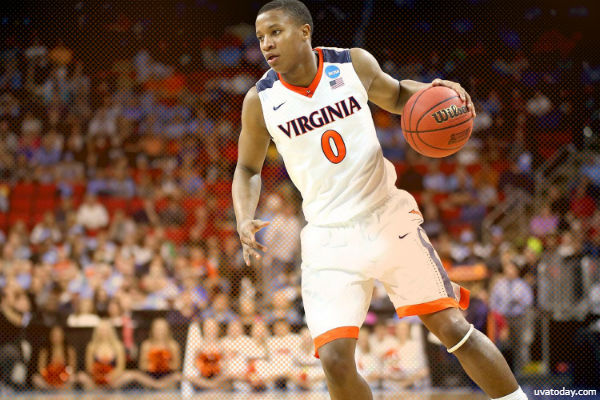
[258,0,314,35]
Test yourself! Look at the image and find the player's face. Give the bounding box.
[256,9,308,73]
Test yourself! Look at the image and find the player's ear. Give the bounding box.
[301,24,311,42]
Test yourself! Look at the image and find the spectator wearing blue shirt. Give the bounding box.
[200,293,237,326]
[490,255,534,377]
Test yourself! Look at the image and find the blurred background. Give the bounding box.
[0,0,599,398]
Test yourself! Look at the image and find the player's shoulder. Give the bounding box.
[348,47,378,69]
[242,85,267,129]
[243,83,262,111]
[255,68,279,94]
[348,47,380,81]
[318,46,352,64]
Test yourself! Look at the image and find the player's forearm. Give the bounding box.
[232,165,262,230]
[395,79,431,114]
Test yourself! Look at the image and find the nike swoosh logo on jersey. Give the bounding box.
[273,102,286,110]
[399,233,409,239]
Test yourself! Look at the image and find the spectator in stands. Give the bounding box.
[264,289,302,327]
[583,228,600,258]
[67,297,101,327]
[355,328,381,388]
[32,325,77,390]
[48,39,73,67]
[113,318,181,389]
[498,162,534,197]
[231,318,269,391]
[369,322,398,371]
[490,254,533,377]
[88,105,117,138]
[397,155,424,192]
[140,260,179,310]
[265,319,301,391]
[529,204,559,237]
[423,159,450,193]
[158,196,186,227]
[238,296,258,330]
[32,133,62,167]
[182,318,225,390]
[169,288,199,327]
[293,326,325,391]
[200,293,236,326]
[0,59,22,91]
[421,199,443,238]
[106,165,137,198]
[76,194,109,231]
[384,321,430,390]
[374,112,404,162]
[108,209,137,244]
[221,319,254,389]
[521,243,542,300]
[77,319,126,389]
[569,179,596,219]
[262,193,301,301]
[0,284,31,391]
[526,90,552,117]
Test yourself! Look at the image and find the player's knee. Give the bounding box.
[318,344,356,383]
[433,315,473,348]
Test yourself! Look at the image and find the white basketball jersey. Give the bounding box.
[256,47,397,225]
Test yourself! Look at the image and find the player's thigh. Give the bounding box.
[302,267,374,348]
[379,225,460,314]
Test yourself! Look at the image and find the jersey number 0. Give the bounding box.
[321,130,346,164]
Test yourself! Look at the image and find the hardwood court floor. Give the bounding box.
[11,389,489,400]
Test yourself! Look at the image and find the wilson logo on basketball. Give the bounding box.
[431,105,469,124]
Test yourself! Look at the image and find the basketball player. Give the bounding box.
[232,1,527,399]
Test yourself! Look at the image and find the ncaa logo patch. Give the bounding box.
[325,65,340,79]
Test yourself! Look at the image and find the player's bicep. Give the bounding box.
[237,87,271,175]
[350,48,401,113]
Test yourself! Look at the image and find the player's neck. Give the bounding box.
[279,49,319,88]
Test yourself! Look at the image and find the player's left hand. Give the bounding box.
[431,79,476,118]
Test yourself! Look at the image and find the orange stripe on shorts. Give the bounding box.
[313,326,359,358]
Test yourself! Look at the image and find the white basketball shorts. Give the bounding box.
[300,189,470,357]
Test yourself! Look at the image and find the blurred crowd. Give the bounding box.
[1,0,600,394]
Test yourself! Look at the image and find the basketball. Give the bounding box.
[402,86,474,158]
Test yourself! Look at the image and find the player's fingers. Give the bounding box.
[243,245,261,266]
[433,79,466,101]
[241,236,267,252]
[251,219,270,232]
[457,86,466,102]
[252,240,267,252]
[243,248,251,266]
[465,92,476,118]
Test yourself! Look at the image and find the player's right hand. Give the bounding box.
[237,219,270,266]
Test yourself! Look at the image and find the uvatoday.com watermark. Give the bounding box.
[533,387,597,398]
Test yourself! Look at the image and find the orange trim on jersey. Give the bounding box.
[278,48,324,98]
[396,290,470,318]
[313,326,359,358]
[409,209,423,218]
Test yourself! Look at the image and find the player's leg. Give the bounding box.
[419,307,524,399]
[376,197,527,400]
[318,338,373,400]
[302,265,374,400]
